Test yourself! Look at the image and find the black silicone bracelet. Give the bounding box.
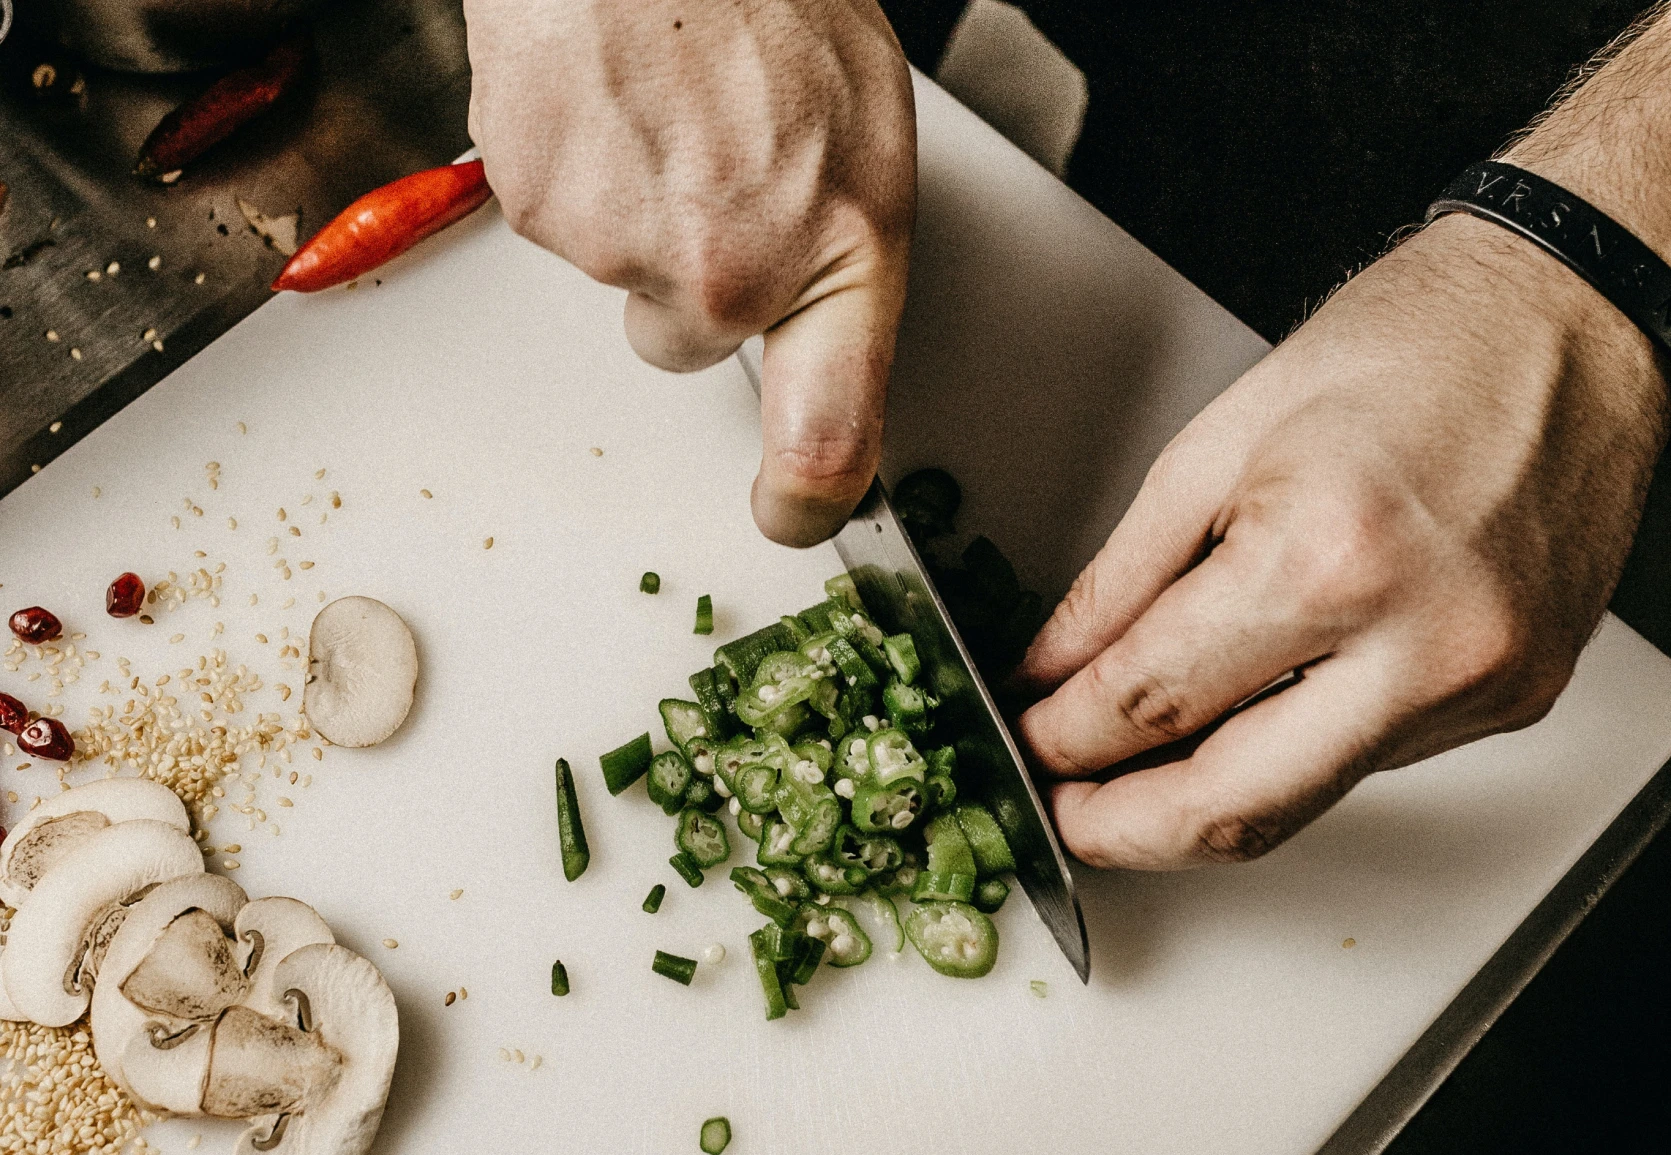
[1426,160,1671,358]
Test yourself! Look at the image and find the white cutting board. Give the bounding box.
[4,76,1671,1155]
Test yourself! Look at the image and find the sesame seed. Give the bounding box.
[530,1054,543,1070]
[459,986,468,999]
[289,526,301,536]
[589,447,603,456]
[445,991,456,1006]
[195,271,206,284]
[312,747,323,761]
[1343,937,1357,949]
[484,537,494,549]
[315,468,326,480]
[420,488,433,498]
[278,796,293,807]
[143,328,157,341]
[92,486,101,497]
[237,421,247,433]
[277,508,286,521]
[70,347,82,360]
[330,492,341,508]
[45,329,58,341]
[48,421,61,434]
[229,517,238,529]
[223,859,239,869]
[450,888,463,900]
[169,634,184,644]
[152,339,165,352]
[514,1050,525,1063]
[148,255,162,270]
[224,844,241,853]
[499,1049,511,1061]
[383,939,399,949]
[106,261,120,276]
[86,269,101,282]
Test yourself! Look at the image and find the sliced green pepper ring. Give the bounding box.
[832,824,903,876]
[795,905,873,967]
[735,762,781,814]
[757,820,803,867]
[736,808,766,842]
[676,807,731,867]
[905,900,998,978]
[866,728,927,784]
[803,853,868,895]
[851,780,922,834]
[788,797,842,856]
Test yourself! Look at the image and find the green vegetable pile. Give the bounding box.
[599,574,1017,1019]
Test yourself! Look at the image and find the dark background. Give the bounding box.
[876,1,1671,1150]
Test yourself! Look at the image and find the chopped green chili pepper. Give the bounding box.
[824,573,867,612]
[756,820,804,867]
[867,729,927,784]
[851,779,922,834]
[803,853,867,895]
[714,621,796,686]
[788,797,842,857]
[795,905,872,967]
[796,599,839,634]
[700,1117,732,1154]
[882,633,921,684]
[926,745,958,777]
[974,876,1011,913]
[687,667,735,741]
[764,867,812,901]
[553,758,590,881]
[792,739,834,774]
[748,927,789,1020]
[736,807,766,841]
[640,571,661,594]
[882,679,936,737]
[652,949,698,986]
[905,900,998,978]
[735,651,819,728]
[829,607,890,673]
[684,775,722,813]
[832,825,903,876]
[694,594,714,635]
[600,732,654,795]
[643,883,667,913]
[676,807,730,867]
[647,750,693,815]
[826,636,879,690]
[551,959,570,996]
[923,773,958,811]
[912,868,977,903]
[956,802,1018,876]
[729,866,800,925]
[669,851,705,887]
[778,614,812,645]
[865,892,906,952]
[735,762,781,814]
[787,934,827,986]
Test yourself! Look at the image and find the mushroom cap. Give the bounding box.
[304,597,417,748]
[233,898,335,1019]
[0,777,189,907]
[0,947,25,1022]
[2,819,203,1026]
[91,873,248,1099]
[233,943,398,1155]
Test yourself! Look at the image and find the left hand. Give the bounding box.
[1012,212,1668,870]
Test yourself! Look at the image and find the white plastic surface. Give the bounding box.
[1,76,1669,1155]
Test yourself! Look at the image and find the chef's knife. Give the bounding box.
[736,341,1090,982]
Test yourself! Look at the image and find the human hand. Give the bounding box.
[463,0,916,546]
[1014,212,1668,869]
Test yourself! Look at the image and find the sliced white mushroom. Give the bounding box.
[0,777,189,907]
[91,873,248,1101]
[233,898,335,1019]
[305,597,418,748]
[120,1013,214,1115]
[2,819,202,1026]
[231,944,398,1155]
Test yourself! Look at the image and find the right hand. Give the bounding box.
[464,0,918,546]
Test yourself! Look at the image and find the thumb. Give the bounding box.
[752,247,908,548]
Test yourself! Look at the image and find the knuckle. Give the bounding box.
[1279,501,1402,618]
[1193,811,1288,864]
[770,433,876,501]
[1092,661,1195,745]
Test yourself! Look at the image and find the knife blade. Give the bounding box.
[736,341,1089,982]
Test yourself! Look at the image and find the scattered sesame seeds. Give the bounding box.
[169,634,185,644]
[194,272,206,284]
[1,1020,156,1152]
[589,447,603,457]
[48,421,62,434]
[450,888,463,900]
[420,488,433,499]
[148,255,162,270]
[152,339,165,353]
[445,991,456,1006]
[69,347,82,360]
[484,537,494,550]
[382,939,399,950]
[229,517,238,529]
[1343,938,1357,949]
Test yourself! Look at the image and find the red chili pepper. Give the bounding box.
[135,33,310,180]
[0,692,27,736]
[271,160,492,293]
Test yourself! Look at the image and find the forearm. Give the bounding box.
[1505,2,1671,257]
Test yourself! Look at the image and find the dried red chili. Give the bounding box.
[271,159,491,293]
[18,717,73,761]
[9,606,61,644]
[135,32,310,180]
